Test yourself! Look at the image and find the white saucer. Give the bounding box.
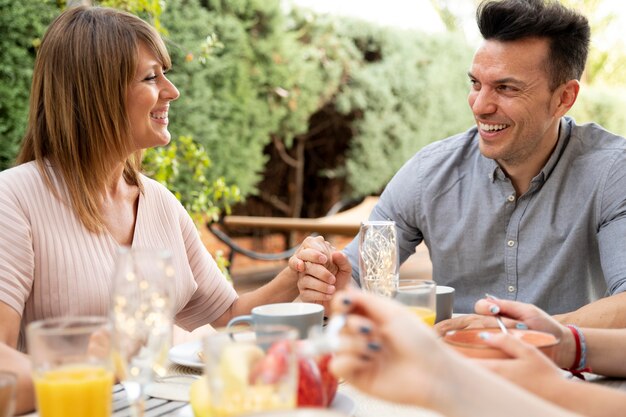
[168,340,203,369]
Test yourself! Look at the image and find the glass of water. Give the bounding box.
[358,220,399,298]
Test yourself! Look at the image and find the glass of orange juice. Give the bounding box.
[203,325,298,417]
[395,280,437,326]
[27,316,113,417]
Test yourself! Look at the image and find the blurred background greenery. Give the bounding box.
[1,0,625,223]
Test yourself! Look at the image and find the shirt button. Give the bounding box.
[507,240,515,247]
[508,285,516,293]
[507,195,515,202]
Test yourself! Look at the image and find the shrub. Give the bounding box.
[571,85,626,136]
[333,21,475,196]
[142,136,241,223]
[0,0,58,170]
[161,0,346,198]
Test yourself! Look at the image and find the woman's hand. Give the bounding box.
[478,332,566,396]
[473,298,574,369]
[329,288,457,407]
[288,236,353,306]
[436,298,574,369]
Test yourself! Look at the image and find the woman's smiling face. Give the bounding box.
[126,42,179,151]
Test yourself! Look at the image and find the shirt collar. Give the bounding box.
[483,117,573,185]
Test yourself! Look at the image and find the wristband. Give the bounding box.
[564,324,591,379]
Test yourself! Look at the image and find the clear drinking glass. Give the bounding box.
[27,316,113,417]
[203,325,298,417]
[358,220,399,298]
[0,371,16,417]
[395,279,437,326]
[110,248,174,417]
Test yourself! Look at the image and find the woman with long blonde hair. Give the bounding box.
[0,6,322,413]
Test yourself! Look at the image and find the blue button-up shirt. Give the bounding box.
[344,117,626,314]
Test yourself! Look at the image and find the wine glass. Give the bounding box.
[358,220,399,298]
[110,248,174,417]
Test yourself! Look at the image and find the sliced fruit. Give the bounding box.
[219,343,265,390]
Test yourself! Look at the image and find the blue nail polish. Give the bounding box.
[478,332,491,340]
[367,342,381,351]
[359,325,371,334]
[489,305,500,314]
[342,297,352,306]
[515,323,528,330]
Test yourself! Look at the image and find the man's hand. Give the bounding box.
[434,314,494,336]
[288,236,353,308]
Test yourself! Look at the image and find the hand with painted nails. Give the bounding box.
[328,288,465,407]
[473,298,574,369]
[476,332,565,397]
[288,236,353,308]
[326,289,581,417]
[435,299,569,347]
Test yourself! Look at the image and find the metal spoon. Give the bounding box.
[485,293,509,334]
[494,315,509,334]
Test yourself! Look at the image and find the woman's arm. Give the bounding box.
[481,332,626,417]
[581,327,626,377]
[212,236,353,327]
[0,302,35,415]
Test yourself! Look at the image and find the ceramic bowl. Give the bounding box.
[443,328,560,359]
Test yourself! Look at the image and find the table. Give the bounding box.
[22,366,626,417]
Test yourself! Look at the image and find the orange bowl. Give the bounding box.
[443,328,560,359]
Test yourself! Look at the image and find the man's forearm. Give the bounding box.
[553,292,626,328]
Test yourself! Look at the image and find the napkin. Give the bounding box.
[145,375,196,402]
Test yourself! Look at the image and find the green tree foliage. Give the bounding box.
[100,0,165,30]
[570,86,626,136]
[560,0,626,86]
[161,0,346,199]
[333,22,475,196]
[0,0,58,171]
[142,136,241,223]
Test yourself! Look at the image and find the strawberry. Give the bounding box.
[296,355,326,407]
[250,340,291,385]
[317,353,339,406]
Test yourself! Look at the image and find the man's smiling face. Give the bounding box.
[467,37,563,173]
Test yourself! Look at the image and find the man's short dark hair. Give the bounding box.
[476,0,590,90]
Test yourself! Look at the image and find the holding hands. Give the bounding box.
[289,236,353,307]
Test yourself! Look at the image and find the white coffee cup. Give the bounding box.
[436,286,455,323]
[227,302,325,339]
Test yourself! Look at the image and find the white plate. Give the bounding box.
[329,392,356,415]
[174,392,355,416]
[168,340,203,369]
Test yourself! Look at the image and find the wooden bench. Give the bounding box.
[208,197,379,269]
[223,196,379,236]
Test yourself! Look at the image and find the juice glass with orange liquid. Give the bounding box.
[27,317,113,417]
[395,280,437,326]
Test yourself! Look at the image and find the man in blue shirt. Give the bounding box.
[291,0,626,328]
